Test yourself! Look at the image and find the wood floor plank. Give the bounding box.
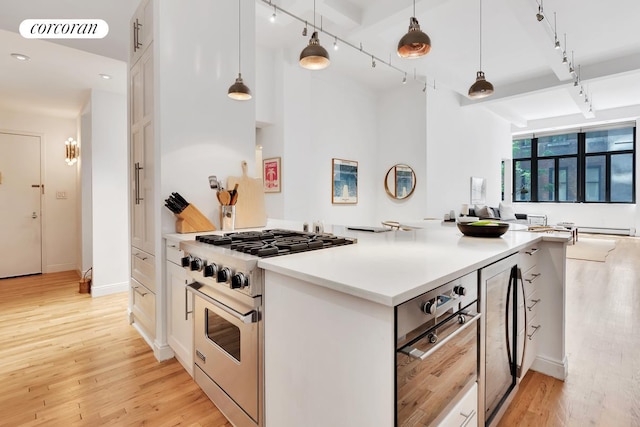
[0,271,232,426]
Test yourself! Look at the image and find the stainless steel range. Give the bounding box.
[180,229,355,427]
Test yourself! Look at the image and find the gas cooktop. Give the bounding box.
[195,229,355,258]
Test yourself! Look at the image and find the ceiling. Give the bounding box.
[0,0,639,129]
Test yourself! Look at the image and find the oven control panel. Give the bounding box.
[396,271,478,340]
[179,242,263,298]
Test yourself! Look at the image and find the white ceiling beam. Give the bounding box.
[321,0,362,29]
[506,0,573,82]
[460,52,640,106]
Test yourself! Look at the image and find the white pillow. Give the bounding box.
[499,202,517,220]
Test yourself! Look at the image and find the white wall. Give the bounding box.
[157,0,256,235]
[425,87,512,219]
[375,82,428,223]
[86,90,128,296]
[0,108,78,273]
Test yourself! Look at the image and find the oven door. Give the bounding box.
[193,290,259,422]
[396,307,480,427]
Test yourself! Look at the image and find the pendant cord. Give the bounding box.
[238,0,241,73]
[479,0,482,71]
[413,0,416,17]
[313,0,316,29]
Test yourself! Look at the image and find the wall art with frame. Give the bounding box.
[263,157,281,193]
[332,158,358,204]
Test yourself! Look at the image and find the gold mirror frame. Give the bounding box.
[384,164,416,200]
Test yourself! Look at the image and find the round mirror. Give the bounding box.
[384,164,416,200]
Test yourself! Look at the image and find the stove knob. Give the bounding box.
[203,263,217,278]
[421,300,436,315]
[217,267,231,283]
[190,258,203,271]
[181,255,192,268]
[231,272,248,289]
[453,286,466,296]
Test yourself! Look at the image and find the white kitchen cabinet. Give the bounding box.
[517,244,544,379]
[130,45,155,256]
[166,239,194,376]
[129,0,153,66]
[129,0,158,355]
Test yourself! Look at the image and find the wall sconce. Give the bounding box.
[65,137,79,165]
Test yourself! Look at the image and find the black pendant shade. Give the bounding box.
[228,73,252,100]
[468,71,494,99]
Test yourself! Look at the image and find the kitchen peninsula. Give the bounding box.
[257,221,569,427]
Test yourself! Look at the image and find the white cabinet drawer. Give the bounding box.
[438,382,477,427]
[519,245,540,273]
[131,278,156,339]
[521,315,542,376]
[165,240,184,266]
[132,249,155,292]
[521,266,541,298]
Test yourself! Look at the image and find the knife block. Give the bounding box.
[175,204,216,233]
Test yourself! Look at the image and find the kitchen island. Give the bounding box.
[258,221,569,427]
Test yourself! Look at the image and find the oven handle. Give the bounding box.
[399,311,481,361]
[187,285,257,324]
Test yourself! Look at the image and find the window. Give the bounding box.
[512,125,636,203]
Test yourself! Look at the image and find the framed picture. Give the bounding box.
[332,158,358,204]
[263,157,281,193]
[470,176,486,205]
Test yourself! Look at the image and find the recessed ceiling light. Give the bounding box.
[98,73,112,80]
[10,53,30,61]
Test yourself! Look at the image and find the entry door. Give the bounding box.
[0,133,42,278]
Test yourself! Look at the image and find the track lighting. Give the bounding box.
[553,13,560,49]
[299,0,330,70]
[569,51,576,75]
[228,0,251,100]
[402,73,407,84]
[468,0,494,99]
[371,56,376,68]
[536,0,544,21]
[333,37,338,51]
[270,5,276,22]
[397,0,431,58]
[422,82,427,92]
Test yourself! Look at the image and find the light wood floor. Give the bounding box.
[499,235,640,427]
[0,272,231,426]
[1,236,638,426]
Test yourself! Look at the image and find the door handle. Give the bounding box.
[32,211,38,219]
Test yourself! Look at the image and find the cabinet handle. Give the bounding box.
[525,248,539,256]
[133,18,143,51]
[134,162,144,204]
[527,325,541,340]
[525,272,541,283]
[134,252,148,261]
[460,409,476,427]
[185,286,193,321]
[527,299,541,311]
[133,286,148,297]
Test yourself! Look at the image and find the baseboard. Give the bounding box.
[91,280,129,297]
[531,354,568,380]
[44,263,78,273]
[154,342,175,362]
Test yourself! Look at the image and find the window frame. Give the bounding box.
[512,126,636,204]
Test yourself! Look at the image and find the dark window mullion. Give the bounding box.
[605,154,612,202]
[578,132,586,202]
[532,137,538,202]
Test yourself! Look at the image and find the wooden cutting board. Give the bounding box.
[227,160,266,229]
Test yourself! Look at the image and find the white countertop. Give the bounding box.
[164,220,570,307]
[257,221,570,307]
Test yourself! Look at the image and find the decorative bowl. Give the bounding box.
[456,220,510,237]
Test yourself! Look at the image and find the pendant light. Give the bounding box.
[299,0,330,70]
[468,0,493,99]
[228,0,251,100]
[397,0,431,58]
